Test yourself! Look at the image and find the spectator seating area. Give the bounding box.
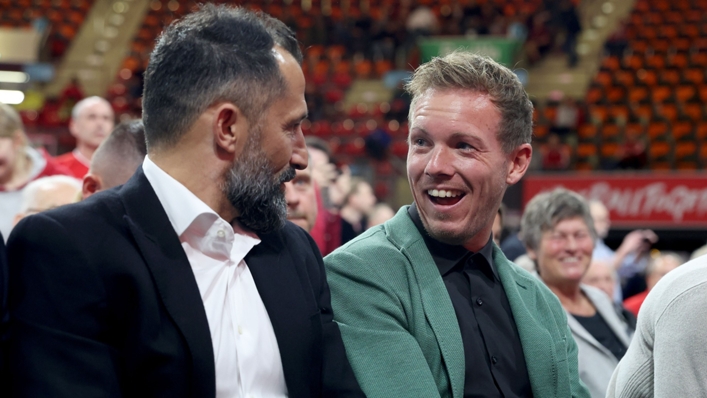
[569,0,707,171]
[0,0,95,60]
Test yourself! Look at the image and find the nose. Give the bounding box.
[284,182,299,208]
[291,128,308,171]
[424,145,454,178]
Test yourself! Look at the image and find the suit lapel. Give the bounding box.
[493,247,559,398]
[386,209,465,398]
[246,230,316,398]
[120,168,215,397]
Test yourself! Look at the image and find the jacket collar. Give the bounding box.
[384,206,568,398]
[119,167,216,397]
[565,284,632,357]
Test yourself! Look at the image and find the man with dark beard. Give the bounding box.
[5,5,362,398]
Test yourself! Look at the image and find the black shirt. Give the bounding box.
[573,312,627,361]
[409,205,533,398]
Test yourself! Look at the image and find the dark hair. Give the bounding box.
[91,119,147,188]
[142,4,302,151]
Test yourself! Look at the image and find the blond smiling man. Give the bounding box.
[325,52,589,398]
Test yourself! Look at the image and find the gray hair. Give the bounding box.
[520,188,597,252]
[405,52,533,153]
[71,96,111,120]
[19,175,82,213]
[142,4,302,151]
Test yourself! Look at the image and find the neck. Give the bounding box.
[75,142,97,161]
[149,150,238,223]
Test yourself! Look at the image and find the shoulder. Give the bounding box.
[9,188,126,251]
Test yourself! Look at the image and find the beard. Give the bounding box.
[222,133,296,234]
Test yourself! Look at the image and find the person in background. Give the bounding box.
[589,200,657,301]
[55,96,115,178]
[607,255,707,397]
[12,175,81,225]
[284,157,318,233]
[82,120,147,199]
[522,188,632,398]
[304,136,341,255]
[0,103,70,240]
[623,252,683,317]
[366,202,395,229]
[339,178,377,245]
[582,259,636,332]
[326,52,588,398]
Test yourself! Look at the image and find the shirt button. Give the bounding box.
[492,356,498,364]
[217,230,225,238]
[476,298,483,306]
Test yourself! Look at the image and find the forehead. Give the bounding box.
[410,88,500,136]
[268,46,306,116]
[78,101,112,117]
[548,216,590,233]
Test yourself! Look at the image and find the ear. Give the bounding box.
[505,143,532,185]
[212,103,248,155]
[68,119,78,138]
[82,173,101,199]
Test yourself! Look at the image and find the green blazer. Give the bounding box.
[325,207,589,398]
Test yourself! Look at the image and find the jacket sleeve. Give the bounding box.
[301,230,365,397]
[7,214,122,397]
[325,248,443,398]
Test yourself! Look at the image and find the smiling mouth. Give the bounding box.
[427,189,465,206]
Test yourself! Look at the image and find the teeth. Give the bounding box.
[428,189,461,198]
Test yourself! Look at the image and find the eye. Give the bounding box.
[456,142,475,151]
[412,138,428,146]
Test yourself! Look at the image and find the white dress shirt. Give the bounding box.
[143,156,287,398]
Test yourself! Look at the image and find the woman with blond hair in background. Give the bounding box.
[520,188,632,398]
[0,104,69,240]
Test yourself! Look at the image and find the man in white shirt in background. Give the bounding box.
[6,5,363,398]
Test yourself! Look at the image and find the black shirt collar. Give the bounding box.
[408,203,498,280]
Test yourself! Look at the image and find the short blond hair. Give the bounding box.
[405,52,533,153]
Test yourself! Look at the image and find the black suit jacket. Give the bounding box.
[6,168,363,398]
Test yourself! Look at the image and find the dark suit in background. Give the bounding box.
[7,169,360,397]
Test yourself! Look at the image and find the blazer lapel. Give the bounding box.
[494,247,559,398]
[245,231,317,398]
[386,209,465,398]
[120,168,215,397]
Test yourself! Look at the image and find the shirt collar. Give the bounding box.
[142,155,220,237]
[408,203,498,280]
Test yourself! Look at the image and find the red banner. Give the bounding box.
[523,173,707,228]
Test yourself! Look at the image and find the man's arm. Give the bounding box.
[301,231,365,397]
[7,214,122,397]
[325,248,443,398]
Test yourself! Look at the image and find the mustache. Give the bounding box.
[278,167,296,184]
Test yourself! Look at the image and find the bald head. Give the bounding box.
[83,120,146,199]
[582,259,615,299]
[14,175,81,224]
[646,252,683,290]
